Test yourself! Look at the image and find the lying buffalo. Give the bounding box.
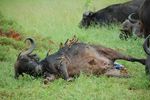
[15,37,145,81]
[143,35,150,76]
[119,13,143,40]
[41,36,145,81]
[80,0,143,28]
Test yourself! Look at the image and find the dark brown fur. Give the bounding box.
[41,37,145,81]
[14,53,42,78]
[14,37,146,81]
[143,35,150,76]
[80,0,143,28]
[139,0,150,38]
[14,38,42,78]
[119,13,144,40]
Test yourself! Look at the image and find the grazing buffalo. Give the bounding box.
[143,35,150,76]
[119,13,143,40]
[80,0,143,28]
[139,0,150,38]
[41,36,145,81]
[14,38,42,78]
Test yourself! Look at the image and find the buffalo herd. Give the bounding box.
[14,0,150,83]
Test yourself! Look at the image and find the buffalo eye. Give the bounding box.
[20,56,29,62]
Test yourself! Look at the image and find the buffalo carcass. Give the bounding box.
[143,35,150,76]
[139,0,150,38]
[14,38,42,78]
[80,0,143,28]
[41,36,145,81]
[119,13,143,40]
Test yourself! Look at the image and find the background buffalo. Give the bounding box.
[80,0,143,28]
[139,0,150,38]
[119,13,143,39]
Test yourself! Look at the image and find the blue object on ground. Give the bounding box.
[114,62,124,70]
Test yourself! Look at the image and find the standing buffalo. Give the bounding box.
[139,0,150,38]
[80,0,143,28]
[143,35,150,76]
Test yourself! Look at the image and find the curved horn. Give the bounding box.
[46,49,51,57]
[143,35,150,55]
[128,13,138,23]
[20,37,35,55]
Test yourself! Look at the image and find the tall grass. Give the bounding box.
[0,0,150,100]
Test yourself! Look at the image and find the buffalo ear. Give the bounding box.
[89,12,94,16]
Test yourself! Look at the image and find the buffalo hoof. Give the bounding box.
[43,79,49,85]
[43,74,56,85]
[104,68,130,78]
[67,77,74,82]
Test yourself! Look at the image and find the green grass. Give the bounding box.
[0,0,150,100]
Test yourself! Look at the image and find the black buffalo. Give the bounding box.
[15,37,146,82]
[143,35,150,76]
[80,0,143,28]
[14,38,42,78]
[40,36,145,81]
[119,13,143,40]
[139,0,150,38]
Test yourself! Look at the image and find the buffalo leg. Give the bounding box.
[126,58,145,65]
[111,53,146,65]
[94,45,146,65]
[59,63,69,80]
[59,62,73,81]
[14,68,21,79]
[104,68,130,78]
[146,57,150,75]
[14,71,19,79]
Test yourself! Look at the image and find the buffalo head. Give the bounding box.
[79,9,117,28]
[14,38,42,78]
[79,11,95,28]
[120,13,143,40]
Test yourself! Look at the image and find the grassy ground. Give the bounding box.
[0,0,150,100]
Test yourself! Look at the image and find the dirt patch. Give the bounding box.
[0,29,22,41]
